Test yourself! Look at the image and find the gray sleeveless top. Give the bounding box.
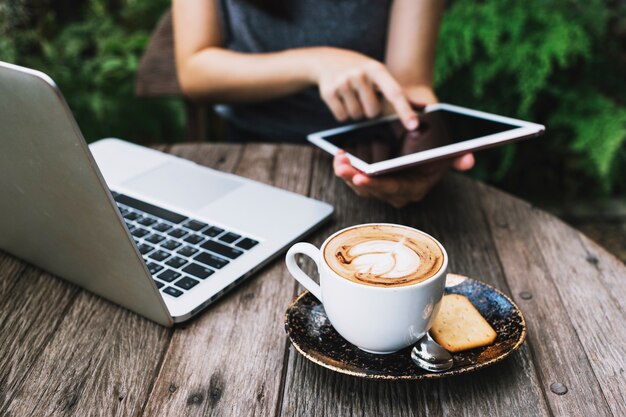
[216,0,392,142]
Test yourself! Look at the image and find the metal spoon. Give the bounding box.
[411,332,453,372]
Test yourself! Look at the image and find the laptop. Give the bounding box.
[0,61,333,326]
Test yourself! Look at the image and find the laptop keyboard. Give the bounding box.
[110,191,259,298]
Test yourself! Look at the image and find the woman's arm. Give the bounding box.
[172,0,315,102]
[384,0,445,104]
[172,0,417,126]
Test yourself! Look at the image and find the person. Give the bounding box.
[172,0,474,208]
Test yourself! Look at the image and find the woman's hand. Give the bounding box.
[333,151,475,208]
[309,47,418,130]
[330,80,471,208]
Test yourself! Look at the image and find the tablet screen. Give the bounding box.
[323,109,518,164]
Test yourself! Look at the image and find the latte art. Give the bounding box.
[338,239,420,279]
[324,225,444,287]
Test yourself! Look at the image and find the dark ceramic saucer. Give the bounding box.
[284,275,526,380]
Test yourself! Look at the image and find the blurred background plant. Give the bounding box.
[435,0,626,200]
[0,0,184,144]
[1,0,625,202]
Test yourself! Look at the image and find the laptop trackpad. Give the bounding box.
[122,161,241,209]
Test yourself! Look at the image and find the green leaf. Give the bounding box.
[549,90,626,187]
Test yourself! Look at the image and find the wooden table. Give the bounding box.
[1,143,624,417]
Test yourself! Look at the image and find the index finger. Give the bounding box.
[368,66,418,130]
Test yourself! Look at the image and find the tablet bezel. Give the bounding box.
[307,103,545,176]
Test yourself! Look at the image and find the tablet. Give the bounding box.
[307,103,545,176]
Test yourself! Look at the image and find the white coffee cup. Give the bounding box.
[285,223,448,354]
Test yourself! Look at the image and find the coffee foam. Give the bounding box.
[323,225,444,287]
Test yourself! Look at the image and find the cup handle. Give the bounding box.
[285,242,322,301]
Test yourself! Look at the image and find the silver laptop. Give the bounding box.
[0,61,333,326]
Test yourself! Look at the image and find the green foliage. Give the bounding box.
[550,89,626,187]
[0,0,184,143]
[436,0,626,195]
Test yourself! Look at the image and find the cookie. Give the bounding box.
[430,294,497,352]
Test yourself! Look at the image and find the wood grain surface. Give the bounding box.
[0,143,623,417]
[478,183,626,417]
